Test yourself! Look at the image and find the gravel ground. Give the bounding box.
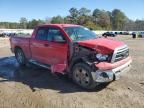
[0,36,144,108]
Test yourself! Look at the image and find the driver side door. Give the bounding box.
[46,27,68,65]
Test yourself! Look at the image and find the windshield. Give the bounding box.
[64,26,98,41]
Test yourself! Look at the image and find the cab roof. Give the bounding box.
[38,24,80,28]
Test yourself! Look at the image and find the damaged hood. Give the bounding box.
[78,38,125,54]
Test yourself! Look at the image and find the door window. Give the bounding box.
[36,27,48,40]
[47,28,66,42]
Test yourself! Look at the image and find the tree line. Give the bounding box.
[0,7,144,31]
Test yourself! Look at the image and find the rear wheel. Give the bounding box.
[15,48,27,66]
[72,63,97,89]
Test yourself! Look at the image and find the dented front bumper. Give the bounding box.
[92,57,132,83]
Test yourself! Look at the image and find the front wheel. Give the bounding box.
[72,63,97,89]
[15,48,27,66]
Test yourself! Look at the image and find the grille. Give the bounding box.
[111,45,129,63]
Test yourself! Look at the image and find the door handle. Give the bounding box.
[44,44,49,47]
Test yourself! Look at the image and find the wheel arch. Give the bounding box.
[14,46,23,53]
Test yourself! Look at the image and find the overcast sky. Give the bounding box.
[0,0,144,22]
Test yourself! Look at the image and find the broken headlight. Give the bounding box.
[96,54,109,61]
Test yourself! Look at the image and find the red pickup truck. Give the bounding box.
[10,24,132,89]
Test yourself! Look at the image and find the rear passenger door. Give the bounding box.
[30,27,50,63]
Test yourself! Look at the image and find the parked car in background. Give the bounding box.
[0,33,6,38]
[132,32,136,37]
[122,32,129,35]
[102,32,116,37]
[114,31,130,35]
[139,32,144,38]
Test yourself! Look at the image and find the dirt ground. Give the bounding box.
[0,36,144,108]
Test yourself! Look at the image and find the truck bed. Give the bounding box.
[10,36,31,59]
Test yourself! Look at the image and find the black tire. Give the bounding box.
[104,35,107,38]
[72,63,97,89]
[15,48,27,66]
